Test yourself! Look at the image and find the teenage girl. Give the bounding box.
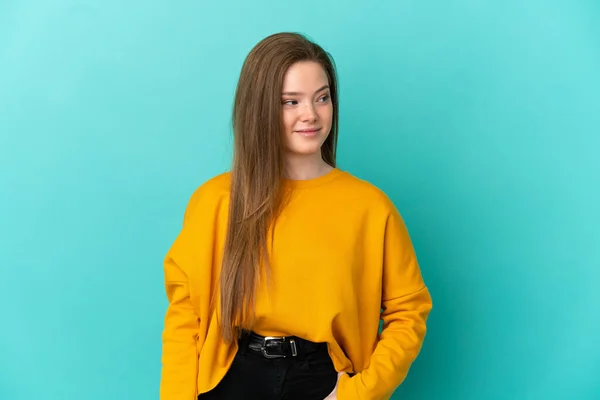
[160,32,433,400]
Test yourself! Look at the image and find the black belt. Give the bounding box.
[242,332,325,359]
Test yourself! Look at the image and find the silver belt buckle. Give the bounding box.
[261,336,298,358]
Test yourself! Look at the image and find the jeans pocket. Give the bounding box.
[307,351,338,386]
[316,361,338,399]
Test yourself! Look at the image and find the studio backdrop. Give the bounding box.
[1,1,599,399]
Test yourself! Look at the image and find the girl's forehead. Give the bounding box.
[282,61,329,91]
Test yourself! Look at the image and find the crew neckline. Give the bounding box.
[283,167,344,189]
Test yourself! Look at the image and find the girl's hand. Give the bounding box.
[324,372,345,400]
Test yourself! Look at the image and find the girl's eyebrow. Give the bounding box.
[281,85,330,96]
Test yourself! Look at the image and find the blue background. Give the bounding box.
[1,1,599,399]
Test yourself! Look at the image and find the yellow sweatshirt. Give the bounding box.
[160,168,432,400]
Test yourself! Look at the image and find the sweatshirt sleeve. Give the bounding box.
[338,204,433,400]
[160,197,202,400]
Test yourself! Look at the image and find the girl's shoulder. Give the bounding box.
[335,169,398,213]
[182,171,231,222]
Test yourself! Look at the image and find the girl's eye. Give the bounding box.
[283,100,297,106]
[318,95,330,102]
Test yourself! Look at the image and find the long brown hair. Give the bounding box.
[218,32,339,343]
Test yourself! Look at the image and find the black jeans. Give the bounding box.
[198,332,338,400]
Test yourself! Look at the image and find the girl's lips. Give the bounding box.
[295,128,320,136]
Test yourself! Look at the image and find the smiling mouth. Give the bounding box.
[295,128,321,134]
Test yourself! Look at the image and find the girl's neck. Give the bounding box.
[284,153,333,180]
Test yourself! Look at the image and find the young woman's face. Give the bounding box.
[281,61,333,157]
